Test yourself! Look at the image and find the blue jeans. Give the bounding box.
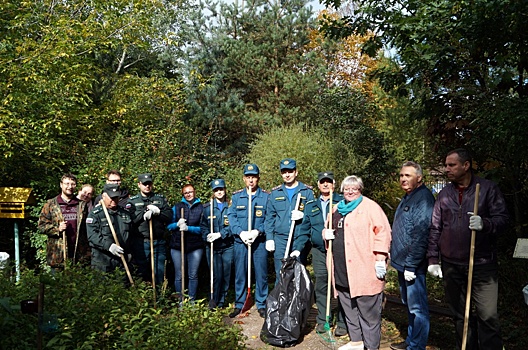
[132,238,166,285]
[171,247,204,300]
[233,237,268,309]
[205,244,234,307]
[398,271,430,350]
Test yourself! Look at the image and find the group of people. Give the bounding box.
[37,149,508,350]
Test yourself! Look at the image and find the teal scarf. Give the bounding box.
[337,196,363,216]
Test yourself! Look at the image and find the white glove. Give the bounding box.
[291,209,304,221]
[239,230,251,244]
[146,204,160,215]
[179,223,188,231]
[207,232,222,242]
[143,210,153,221]
[468,212,483,231]
[375,261,386,279]
[404,270,416,281]
[177,218,186,227]
[290,250,300,258]
[266,240,275,252]
[109,243,124,257]
[428,264,443,278]
[247,229,259,243]
[323,229,335,240]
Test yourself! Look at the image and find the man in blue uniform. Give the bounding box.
[298,171,347,337]
[264,158,314,284]
[227,164,269,318]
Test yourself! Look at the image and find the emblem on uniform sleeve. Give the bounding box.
[299,203,305,211]
[224,217,229,226]
[125,203,132,209]
[256,210,263,217]
[86,218,94,224]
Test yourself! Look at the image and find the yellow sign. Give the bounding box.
[0,187,36,219]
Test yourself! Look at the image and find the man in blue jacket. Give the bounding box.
[227,164,269,318]
[390,162,435,350]
[264,158,314,284]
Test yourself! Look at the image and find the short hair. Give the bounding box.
[61,173,77,183]
[81,184,94,191]
[106,170,122,179]
[340,175,364,192]
[402,161,423,177]
[182,184,195,193]
[447,148,473,168]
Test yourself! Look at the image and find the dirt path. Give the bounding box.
[227,304,394,350]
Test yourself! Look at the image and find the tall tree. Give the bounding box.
[321,0,528,232]
[0,0,187,192]
[181,0,329,157]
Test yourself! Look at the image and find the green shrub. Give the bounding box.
[0,267,246,350]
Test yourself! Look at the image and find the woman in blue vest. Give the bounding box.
[168,184,203,300]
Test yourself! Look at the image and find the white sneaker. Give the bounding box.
[338,341,364,350]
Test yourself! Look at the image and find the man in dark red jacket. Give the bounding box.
[427,149,508,350]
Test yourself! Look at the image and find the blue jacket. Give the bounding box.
[298,193,343,253]
[390,184,435,273]
[200,199,233,250]
[227,187,269,243]
[264,182,314,242]
[168,198,204,251]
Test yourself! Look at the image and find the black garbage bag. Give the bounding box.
[260,257,314,347]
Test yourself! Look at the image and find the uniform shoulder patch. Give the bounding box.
[154,193,166,199]
[129,194,140,200]
[92,207,103,215]
[261,189,270,194]
[232,189,243,194]
[271,185,282,191]
[304,184,313,190]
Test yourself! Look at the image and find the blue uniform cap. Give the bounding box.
[211,179,226,190]
[280,158,296,170]
[243,164,260,175]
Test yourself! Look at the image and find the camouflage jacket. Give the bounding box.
[37,196,90,268]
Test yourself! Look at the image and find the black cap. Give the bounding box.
[103,184,122,198]
[138,173,153,184]
[318,171,334,182]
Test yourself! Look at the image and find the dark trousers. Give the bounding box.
[442,261,503,350]
[338,290,383,349]
[312,248,346,328]
[205,244,234,307]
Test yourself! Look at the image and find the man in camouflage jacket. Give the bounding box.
[38,173,90,269]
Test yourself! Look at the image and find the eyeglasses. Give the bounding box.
[343,188,361,193]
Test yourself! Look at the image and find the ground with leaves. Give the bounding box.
[225,301,450,350]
